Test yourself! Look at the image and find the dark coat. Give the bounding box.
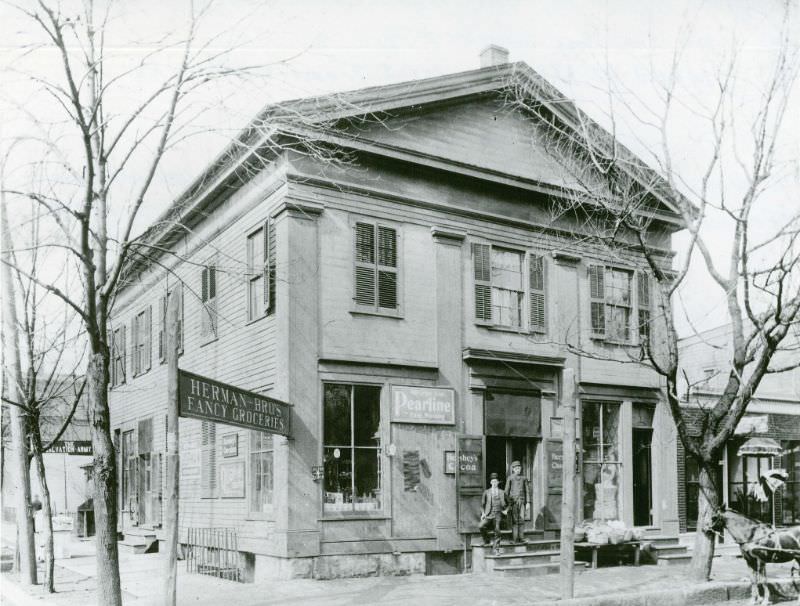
[481,487,508,517]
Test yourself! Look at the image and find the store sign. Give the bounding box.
[391,386,455,425]
[178,370,291,437]
[735,415,768,435]
[49,440,92,455]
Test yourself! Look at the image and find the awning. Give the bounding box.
[738,436,782,457]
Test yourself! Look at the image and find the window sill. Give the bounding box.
[349,308,403,320]
[199,335,218,347]
[245,311,274,327]
[478,323,527,335]
[590,337,635,347]
[320,513,390,522]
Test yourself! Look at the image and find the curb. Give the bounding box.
[530,579,799,606]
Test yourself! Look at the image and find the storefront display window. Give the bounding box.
[582,402,621,521]
[323,384,382,513]
[727,440,773,524]
[779,441,800,525]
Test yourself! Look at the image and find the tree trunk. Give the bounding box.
[31,440,55,592]
[163,288,181,606]
[1,195,37,585]
[690,462,720,581]
[87,354,122,606]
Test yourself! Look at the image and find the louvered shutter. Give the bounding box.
[472,243,492,322]
[354,222,376,306]
[121,325,127,382]
[177,283,184,354]
[158,295,166,362]
[131,316,138,376]
[529,253,546,333]
[145,306,152,371]
[589,265,606,338]
[377,226,397,309]
[637,271,650,343]
[201,421,217,498]
[267,219,276,313]
[110,329,118,385]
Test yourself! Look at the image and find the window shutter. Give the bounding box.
[589,265,606,338]
[177,283,184,354]
[354,223,376,306]
[110,329,118,386]
[121,324,127,382]
[637,271,651,344]
[158,295,166,362]
[267,219,276,313]
[145,306,152,371]
[130,317,138,376]
[377,226,397,309]
[529,253,546,333]
[472,243,492,322]
[201,421,217,498]
[201,267,209,302]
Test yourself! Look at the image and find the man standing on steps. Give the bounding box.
[479,472,508,553]
[505,461,530,544]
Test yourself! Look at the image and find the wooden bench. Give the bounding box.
[574,540,641,569]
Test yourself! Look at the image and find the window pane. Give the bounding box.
[606,306,630,341]
[353,448,380,510]
[249,275,263,319]
[324,384,351,445]
[353,386,381,446]
[607,269,631,305]
[492,288,522,328]
[602,404,620,461]
[324,446,353,511]
[492,249,523,290]
[248,229,264,271]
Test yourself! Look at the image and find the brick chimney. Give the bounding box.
[480,44,510,68]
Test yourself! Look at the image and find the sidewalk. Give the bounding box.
[2,538,799,606]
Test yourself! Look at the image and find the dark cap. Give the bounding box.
[489,472,499,480]
[511,460,521,467]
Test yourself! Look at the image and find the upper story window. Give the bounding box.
[246,219,275,322]
[472,243,547,333]
[353,221,398,312]
[132,306,152,377]
[111,325,126,387]
[589,265,649,344]
[158,282,183,363]
[200,262,217,340]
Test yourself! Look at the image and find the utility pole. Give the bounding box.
[1,192,38,585]
[559,368,577,599]
[163,288,181,606]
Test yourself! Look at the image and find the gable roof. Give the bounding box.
[136,61,687,275]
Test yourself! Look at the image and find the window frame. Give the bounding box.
[246,218,275,323]
[247,431,274,519]
[132,306,152,377]
[158,280,184,363]
[588,264,649,345]
[351,217,402,317]
[111,325,126,387]
[471,240,548,334]
[321,382,384,517]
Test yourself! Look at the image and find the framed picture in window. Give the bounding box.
[222,433,238,458]
[444,450,456,475]
[220,462,245,498]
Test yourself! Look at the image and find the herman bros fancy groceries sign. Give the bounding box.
[178,370,291,437]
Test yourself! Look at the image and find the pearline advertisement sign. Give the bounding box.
[178,369,291,437]
[390,385,455,425]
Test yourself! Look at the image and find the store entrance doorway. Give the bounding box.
[485,437,537,507]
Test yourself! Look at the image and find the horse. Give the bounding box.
[707,505,800,605]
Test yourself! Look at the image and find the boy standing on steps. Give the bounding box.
[479,473,508,553]
[505,460,530,544]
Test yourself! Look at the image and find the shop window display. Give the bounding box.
[323,384,382,513]
[582,402,621,521]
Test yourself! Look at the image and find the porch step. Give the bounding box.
[492,561,588,577]
[657,553,693,566]
[485,549,560,568]
[645,535,679,546]
[650,544,688,557]
[119,529,159,555]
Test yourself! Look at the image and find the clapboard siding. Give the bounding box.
[109,167,286,541]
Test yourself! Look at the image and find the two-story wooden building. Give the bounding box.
[108,47,684,579]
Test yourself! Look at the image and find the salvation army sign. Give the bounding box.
[178,370,290,437]
[391,386,455,425]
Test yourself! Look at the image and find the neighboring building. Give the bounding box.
[677,324,800,531]
[109,48,684,579]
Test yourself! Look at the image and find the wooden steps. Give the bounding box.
[119,527,159,555]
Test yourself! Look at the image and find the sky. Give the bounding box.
[1,0,798,337]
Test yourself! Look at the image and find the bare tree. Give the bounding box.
[506,14,799,581]
[2,1,364,602]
